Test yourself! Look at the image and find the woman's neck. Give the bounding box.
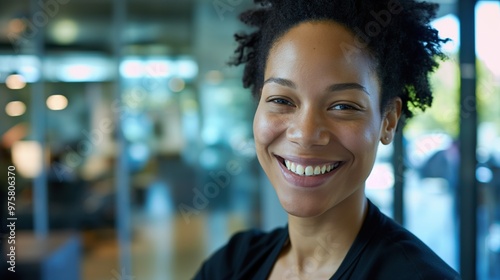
[284,191,368,277]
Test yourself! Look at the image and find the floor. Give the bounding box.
[82,212,246,280]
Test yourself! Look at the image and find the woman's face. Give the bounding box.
[253,21,400,218]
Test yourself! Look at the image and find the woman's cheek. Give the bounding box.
[341,122,377,155]
[362,118,383,146]
[253,110,287,147]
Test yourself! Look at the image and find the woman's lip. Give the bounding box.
[276,156,343,188]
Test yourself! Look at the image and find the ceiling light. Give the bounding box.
[120,60,144,78]
[12,141,43,178]
[46,95,68,110]
[51,19,79,44]
[146,60,172,78]
[5,74,26,90]
[177,59,198,79]
[62,64,93,81]
[5,101,26,117]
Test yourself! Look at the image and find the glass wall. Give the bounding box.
[403,13,461,271]
[475,2,500,279]
[402,2,500,279]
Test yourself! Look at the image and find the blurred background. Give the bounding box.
[0,0,498,279]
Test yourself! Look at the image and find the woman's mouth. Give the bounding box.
[284,159,341,176]
[275,155,344,188]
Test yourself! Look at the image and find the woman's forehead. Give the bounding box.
[264,21,380,94]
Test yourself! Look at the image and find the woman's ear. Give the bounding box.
[380,98,402,145]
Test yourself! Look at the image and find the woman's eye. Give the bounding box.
[270,98,293,106]
[330,104,357,110]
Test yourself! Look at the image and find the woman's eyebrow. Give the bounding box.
[263,77,369,95]
[263,77,297,89]
[327,83,370,95]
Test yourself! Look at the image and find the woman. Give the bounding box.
[195,0,460,279]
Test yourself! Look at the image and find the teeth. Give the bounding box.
[314,166,321,175]
[305,166,314,176]
[296,165,305,175]
[283,159,341,177]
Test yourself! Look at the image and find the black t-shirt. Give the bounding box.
[194,200,461,279]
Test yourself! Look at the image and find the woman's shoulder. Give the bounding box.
[193,226,287,280]
[349,201,461,279]
[364,228,460,279]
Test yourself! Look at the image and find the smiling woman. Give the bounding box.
[254,21,397,221]
[194,1,460,279]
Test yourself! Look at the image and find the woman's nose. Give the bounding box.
[286,109,330,148]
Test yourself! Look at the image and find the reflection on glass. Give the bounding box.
[476,2,500,279]
[403,15,460,272]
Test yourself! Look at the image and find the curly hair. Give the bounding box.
[229,0,449,118]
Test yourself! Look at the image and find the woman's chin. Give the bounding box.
[279,199,329,218]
